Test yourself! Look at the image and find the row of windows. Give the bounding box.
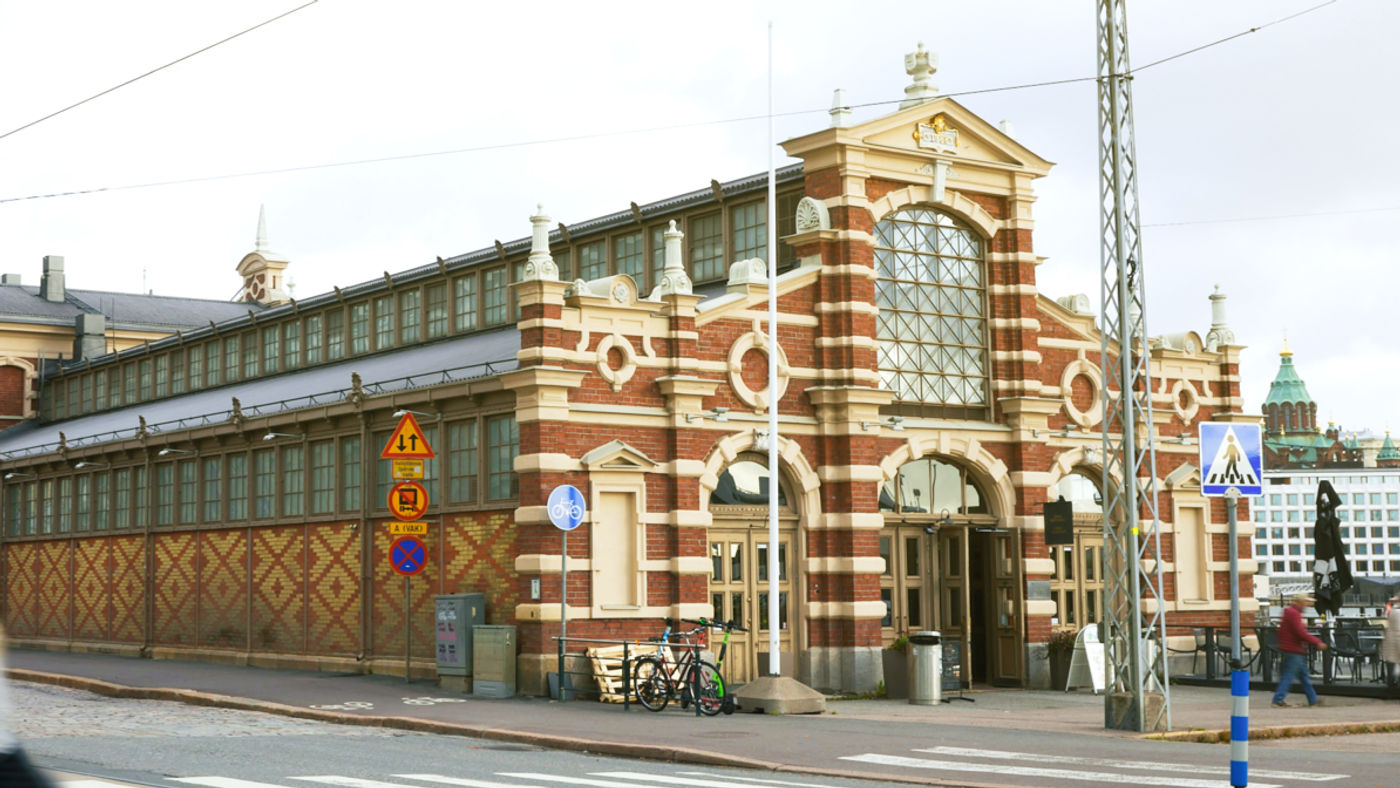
[1256,509,1400,522]
[3,416,517,537]
[1256,491,1400,507]
[47,193,802,423]
[1270,560,1398,575]
[1257,525,1400,541]
[1258,542,1400,557]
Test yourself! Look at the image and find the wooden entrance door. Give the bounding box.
[938,527,973,688]
[879,527,932,642]
[708,524,795,684]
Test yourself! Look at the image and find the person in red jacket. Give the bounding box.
[1272,593,1328,708]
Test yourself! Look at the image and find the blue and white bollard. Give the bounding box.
[1230,668,1249,787]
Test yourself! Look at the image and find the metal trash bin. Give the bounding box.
[909,630,942,705]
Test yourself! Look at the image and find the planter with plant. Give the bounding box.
[882,634,910,699]
[1046,628,1077,690]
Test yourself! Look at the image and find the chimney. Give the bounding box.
[73,313,106,361]
[41,255,65,302]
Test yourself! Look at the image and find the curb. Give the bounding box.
[1148,718,1400,743]
[7,668,1020,788]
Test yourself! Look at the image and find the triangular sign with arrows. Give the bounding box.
[381,412,436,459]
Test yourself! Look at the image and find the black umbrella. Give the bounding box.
[1312,480,1353,615]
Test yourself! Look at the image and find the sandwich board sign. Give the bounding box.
[1199,422,1263,497]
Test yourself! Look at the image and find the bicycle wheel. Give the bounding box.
[632,656,671,712]
[683,660,724,717]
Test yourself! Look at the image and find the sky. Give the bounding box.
[0,0,1395,433]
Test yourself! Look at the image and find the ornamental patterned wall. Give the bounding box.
[154,531,198,646]
[198,529,248,650]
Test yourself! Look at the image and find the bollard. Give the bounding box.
[1230,668,1248,787]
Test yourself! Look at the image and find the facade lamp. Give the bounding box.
[3,472,34,480]
[157,447,194,457]
[861,416,906,431]
[74,461,109,469]
[392,408,439,421]
[686,407,730,424]
[262,432,302,442]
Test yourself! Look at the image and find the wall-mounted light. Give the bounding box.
[3,471,34,480]
[157,447,194,457]
[686,407,730,424]
[392,408,438,420]
[1174,434,1197,445]
[262,431,302,442]
[861,416,906,432]
[74,461,109,469]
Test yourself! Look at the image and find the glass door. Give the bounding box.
[938,527,972,688]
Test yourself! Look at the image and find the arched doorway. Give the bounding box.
[880,455,1021,686]
[708,455,797,683]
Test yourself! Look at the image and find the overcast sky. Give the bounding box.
[0,1,1393,434]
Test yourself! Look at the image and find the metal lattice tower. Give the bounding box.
[1096,0,1171,733]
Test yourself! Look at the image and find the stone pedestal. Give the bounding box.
[732,676,827,715]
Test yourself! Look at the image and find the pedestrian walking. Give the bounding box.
[0,624,54,787]
[1383,596,1400,687]
[1272,593,1328,708]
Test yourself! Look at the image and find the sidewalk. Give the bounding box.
[9,649,1400,783]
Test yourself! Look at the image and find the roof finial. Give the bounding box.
[256,204,268,252]
[1205,285,1235,351]
[830,88,852,128]
[520,204,559,282]
[649,220,693,299]
[900,42,939,110]
[1280,331,1292,358]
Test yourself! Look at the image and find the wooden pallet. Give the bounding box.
[587,644,632,703]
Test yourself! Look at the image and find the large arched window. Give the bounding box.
[874,207,988,420]
[710,457,790,509]
[879,456,988,516]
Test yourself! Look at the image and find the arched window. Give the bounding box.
[710,457,789,508]
[879,456,987,516]
[1051,473,1103,514]
[874,207,988,420]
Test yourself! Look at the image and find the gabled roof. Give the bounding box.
[0,283,262,332]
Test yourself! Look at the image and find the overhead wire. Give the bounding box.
[0,0,1338,206]
[0,0,318,142]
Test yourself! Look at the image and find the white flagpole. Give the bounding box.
[766,20,780,678]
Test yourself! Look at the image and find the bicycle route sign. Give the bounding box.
[547,484,585,531]
[390,536,427,576]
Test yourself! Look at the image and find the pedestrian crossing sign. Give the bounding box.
[1199,422,1263,497]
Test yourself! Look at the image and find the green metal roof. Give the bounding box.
[1380,432,1400,461]
[1263,351,1314,408]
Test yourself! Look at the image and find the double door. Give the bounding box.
[708,524,795,684]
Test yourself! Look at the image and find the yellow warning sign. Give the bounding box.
[381,412,435,459]
[392,459,424,479]
[390,521,429,536]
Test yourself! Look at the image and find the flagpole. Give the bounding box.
[765,20,780,678]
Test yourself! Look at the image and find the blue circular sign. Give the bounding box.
[547,484,586,531]
[390,536,427,576]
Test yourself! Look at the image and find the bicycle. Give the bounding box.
[632,619,724,715]
[693,617,746,714]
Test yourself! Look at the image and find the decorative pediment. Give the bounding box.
[1164,463,1201,489]
[581,439,660,473]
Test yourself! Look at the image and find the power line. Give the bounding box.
[0,0,1337,205]
[1145,203,1400,228]
[0,1,319,142]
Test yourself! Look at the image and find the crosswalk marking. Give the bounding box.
[396,776,548,788]
[676,774,841,787]
[290,779,419,788]
[595,774,816,788]
[840,753,1281,788]
[174,779,301,788]
[55,782,137,788]
[499,775,660,788]
[913,746,1348,782]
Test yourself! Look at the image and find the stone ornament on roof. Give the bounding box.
[900,42,939,110]
[649,221,692,299]
[520,206,560,282]
[794,197,830,233]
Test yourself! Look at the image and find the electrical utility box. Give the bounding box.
[434,593,485,691]
[472,624,517,699]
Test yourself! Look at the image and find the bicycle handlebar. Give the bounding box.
[684,616,749,633]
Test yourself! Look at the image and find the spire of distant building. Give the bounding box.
[237,206,290,305]
[1263,342,1316,436]
[1379,430,1400,467]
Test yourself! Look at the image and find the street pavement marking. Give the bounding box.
[55,782,141,787]
[840,753,1281,788]
[500,775,660,788]
[290,779,422,788]
[913,746,1348,782]
[595,774,837,788]
[174,779,296,788]
[397,776,549,788]
[677,773,844,787]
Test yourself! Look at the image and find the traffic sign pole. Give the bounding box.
[405,574,411,684]
[546,484,586,702]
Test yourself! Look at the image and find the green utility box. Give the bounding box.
[472,624,517,699]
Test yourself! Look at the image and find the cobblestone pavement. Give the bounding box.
[12,679,416,740]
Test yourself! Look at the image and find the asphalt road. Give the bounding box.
[14,679,1400,788]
